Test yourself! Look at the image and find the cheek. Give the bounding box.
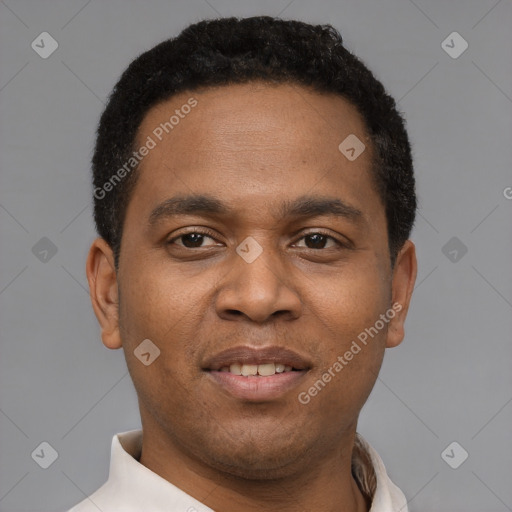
[118,264,195,344]
[301,261,389,404]
[118,275,200,421]
[117,265,207,386]
[311,260,389,340]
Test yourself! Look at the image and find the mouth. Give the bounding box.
[202,346,311,401]
[216,362,299,376]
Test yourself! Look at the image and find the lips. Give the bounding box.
[202,346,312,401]
[202,346,311,372]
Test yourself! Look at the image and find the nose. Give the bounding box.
[215,244,302,324]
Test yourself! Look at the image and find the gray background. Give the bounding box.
[1,0,511,511]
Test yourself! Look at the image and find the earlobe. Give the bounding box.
[86,238,122,349]
[386,240,417,348]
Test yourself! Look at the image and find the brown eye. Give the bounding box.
[168,229,220,249]
[294,232,341,250]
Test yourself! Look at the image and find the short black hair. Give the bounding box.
[92,16,416,268]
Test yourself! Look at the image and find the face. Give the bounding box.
[87,82,416,480]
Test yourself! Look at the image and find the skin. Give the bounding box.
[86,82,417,512]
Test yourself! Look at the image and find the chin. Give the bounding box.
[209,451,306,481]
[195,435,311,481]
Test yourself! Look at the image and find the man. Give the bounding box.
[71,15,417,512]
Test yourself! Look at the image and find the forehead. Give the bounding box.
[130,82,384,227]
[138,82,370,152]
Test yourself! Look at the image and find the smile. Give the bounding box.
[202,345,312,401]
[219,362,297,376]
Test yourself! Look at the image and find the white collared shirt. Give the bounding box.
[68,430,408,512]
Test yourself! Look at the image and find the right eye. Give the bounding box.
[167,229,221,249]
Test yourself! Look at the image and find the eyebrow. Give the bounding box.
[148,194,364,226]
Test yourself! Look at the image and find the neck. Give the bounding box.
[138,424,370,512]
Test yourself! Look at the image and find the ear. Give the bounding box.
[386,239,417,348]
[86,238,122,349]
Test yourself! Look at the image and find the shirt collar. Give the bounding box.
[70,429,408,512]
[352,432,409,511]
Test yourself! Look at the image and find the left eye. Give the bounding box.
[293,233,340,250]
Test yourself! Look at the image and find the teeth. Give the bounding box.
[229,363,242,375]
[241,364,258,376]
[257,363,276,376]
[221,363,296,376]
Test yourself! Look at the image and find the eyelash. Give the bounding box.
[167,228,348,250]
